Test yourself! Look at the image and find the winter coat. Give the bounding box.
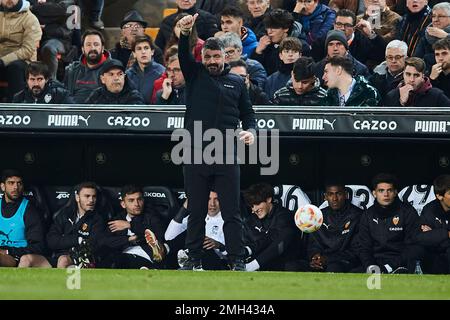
[357,7,401,43]
[417,199,450,254]
[13,80,74,104]
[272,78,327,106]
[385,77,450,107]
[241,26,258,58]
[85,80,145,105]
[397,5,432,57]
[369,61,403,104]
[0,0,42,65]
[126,60,165,104]
[326,75,381,106]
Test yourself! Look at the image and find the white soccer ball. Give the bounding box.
[294,204,323,233]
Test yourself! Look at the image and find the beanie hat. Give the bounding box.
[325,30,349,51]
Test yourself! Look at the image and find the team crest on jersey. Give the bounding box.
[344,221,350,229]
[81,223,88,231]
[44,94,52,103]
[392,217,399,225]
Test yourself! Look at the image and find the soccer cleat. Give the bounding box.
[178,257,204,271]
[229,259,246,271]
[144,229,165,262]
[177,249,189,268]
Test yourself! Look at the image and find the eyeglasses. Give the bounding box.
[166,67,181,74]
[123,23,143,29]
[334,21,354,28]
[431,15,450,19]
[385,55,405,61]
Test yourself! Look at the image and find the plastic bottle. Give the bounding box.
[414,260,423,275]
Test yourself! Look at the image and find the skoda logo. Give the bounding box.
[96,153,107,165]
[361,155,372,167]
[439,156,449,168]
[289,154,300,166]
[24,152,35,165]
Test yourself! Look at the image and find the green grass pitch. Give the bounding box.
[0,268,448,300]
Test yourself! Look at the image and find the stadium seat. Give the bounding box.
[399,184,435,215]
[142,186,179,227]
[319,185,375,210]
[101,186,122,216]
[163,8,177,18]
[43,186,73,217]
[145,27,159,41]
[273,184,311,212]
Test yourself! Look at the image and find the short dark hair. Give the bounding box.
[327,56,353,76]
[25,61,50,80]
[76,181,98,194]
[405,57,426,74]
[82,29,105,46]
[371,173,399,191]
[279,37,302,53]
[220,6,244,20]
[121,184,143,198]
[324,180,346,191]
[433,38,450,51]
[292,56,315,81]
[264,9,294,30]
[243,183,274,206]
[203,37,225,52]
[433,174,450,197]
[336,9,356,25]
[132,34,155,51]
[1,169,23,183]
[229,59,248,72]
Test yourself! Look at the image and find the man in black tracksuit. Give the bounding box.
[358,173,423,274]
[242,183,300,271]
[13,61,73,104]
[417,175,450,274]
[46,182,107,268]
[0,169,50,267]
[306,183,362,273]
[177,14,256,271]
[103,185,167,269]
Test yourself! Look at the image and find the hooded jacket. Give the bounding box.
[358,198,420,269]
[0,0,42,65]
[13,79,74,104]
[63,51,111,103]
[326,75,381,106]
[272,78,327,106]
[385,77,450,107]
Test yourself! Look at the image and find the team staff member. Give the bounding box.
[417,174,450,274]
[177,13,255,271]
[358,173,423,274]
[0,169,50,267]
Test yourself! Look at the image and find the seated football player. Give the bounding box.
[46,182,107,268]
[242,182,300,271]
[417,174,450,274]
[103,185,167,269]
[358,173,424,274]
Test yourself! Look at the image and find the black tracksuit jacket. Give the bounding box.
[179,33,256,136]
[307,201,362,264]
[417,199,450,254]
[358,198,420,268]
[0,197,46,257]
[46,208,107,257]
[243,203,299,269]
[103,210,166,260]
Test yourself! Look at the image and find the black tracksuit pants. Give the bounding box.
[183,163,245,262]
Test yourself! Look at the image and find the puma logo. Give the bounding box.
[323,223,330,229]
[372,218,379,224]
[254,226,263,232]
[0,229,13,243]
[78,115,91,126]
[323,119,337,130]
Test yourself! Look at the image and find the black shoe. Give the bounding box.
[178,258,204,271]
[229,259,246,271]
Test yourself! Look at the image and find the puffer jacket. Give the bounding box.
[84,79,145,105]
[13,80,73,104]
[273,78,327,106]
[0,0,42,65]
[326,75,381,106]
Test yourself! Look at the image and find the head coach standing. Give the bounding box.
[176,13,256,271]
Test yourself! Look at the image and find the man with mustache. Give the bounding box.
[63,30,111,104]
[85,59,144,105]
[0,169,51,268]
[177,13,255,271]
[13,61,73,104]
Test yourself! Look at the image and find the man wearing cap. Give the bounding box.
[64,29,111,104]
[111,10,164,69]
[85,59,145,105]
[272,56,327,106]
[313,29,370,87]
[176,13,255,271]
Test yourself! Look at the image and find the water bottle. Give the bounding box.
[414,260,423,275]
